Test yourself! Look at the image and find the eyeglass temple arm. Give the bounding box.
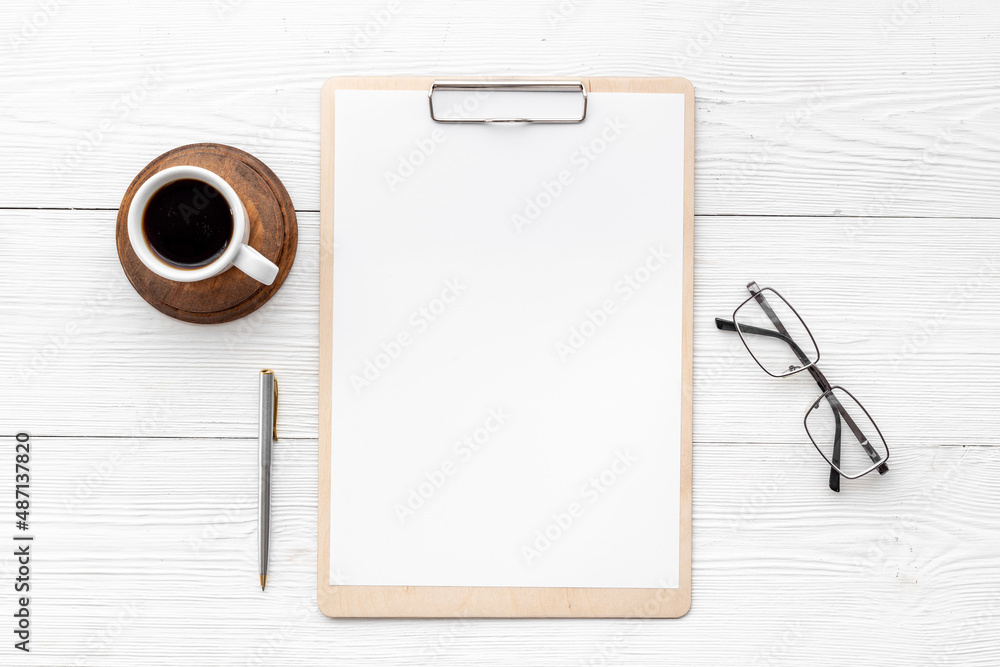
[823,392,888,473]
[830,401,842,492]
[717,317,836,398]
[715,317,888,476]
[746,284,829,379]
[716,316,841,489]
[715,318,812,367]
[748,281,794,339]
[747,286,885,472]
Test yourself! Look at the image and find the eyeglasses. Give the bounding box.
[715,281,889,492]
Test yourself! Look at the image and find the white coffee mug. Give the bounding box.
[127,165,279,285]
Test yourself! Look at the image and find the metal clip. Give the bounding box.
[428,80,588,124]
[261,369,278,441]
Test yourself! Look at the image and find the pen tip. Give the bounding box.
[260,575,267,591]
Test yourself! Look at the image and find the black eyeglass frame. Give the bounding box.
[715,282,890,492]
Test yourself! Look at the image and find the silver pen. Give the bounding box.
[258,369,278,591]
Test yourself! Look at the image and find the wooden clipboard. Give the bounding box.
[319,76,694,618]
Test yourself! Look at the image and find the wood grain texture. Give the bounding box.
[4,211,999,447]
[2,0,1000,662]
[1,1,999,216]
[0,437,996,665]
[116,143,298,323]
[317,76,694,618]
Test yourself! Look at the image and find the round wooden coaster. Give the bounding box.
[116,143,297,324]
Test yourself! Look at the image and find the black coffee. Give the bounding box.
[142,179,234,268]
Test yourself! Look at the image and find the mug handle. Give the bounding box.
[232,244,280,285]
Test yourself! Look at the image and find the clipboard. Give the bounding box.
[319,77,694,618]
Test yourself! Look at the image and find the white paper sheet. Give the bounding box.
[330,89,685,588]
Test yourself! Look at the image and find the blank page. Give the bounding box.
[330,89,685,588]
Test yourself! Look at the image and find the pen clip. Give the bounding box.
[261,369,278,441]
[272,376,278,441]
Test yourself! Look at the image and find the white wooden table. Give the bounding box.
[3,1,1000,664]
